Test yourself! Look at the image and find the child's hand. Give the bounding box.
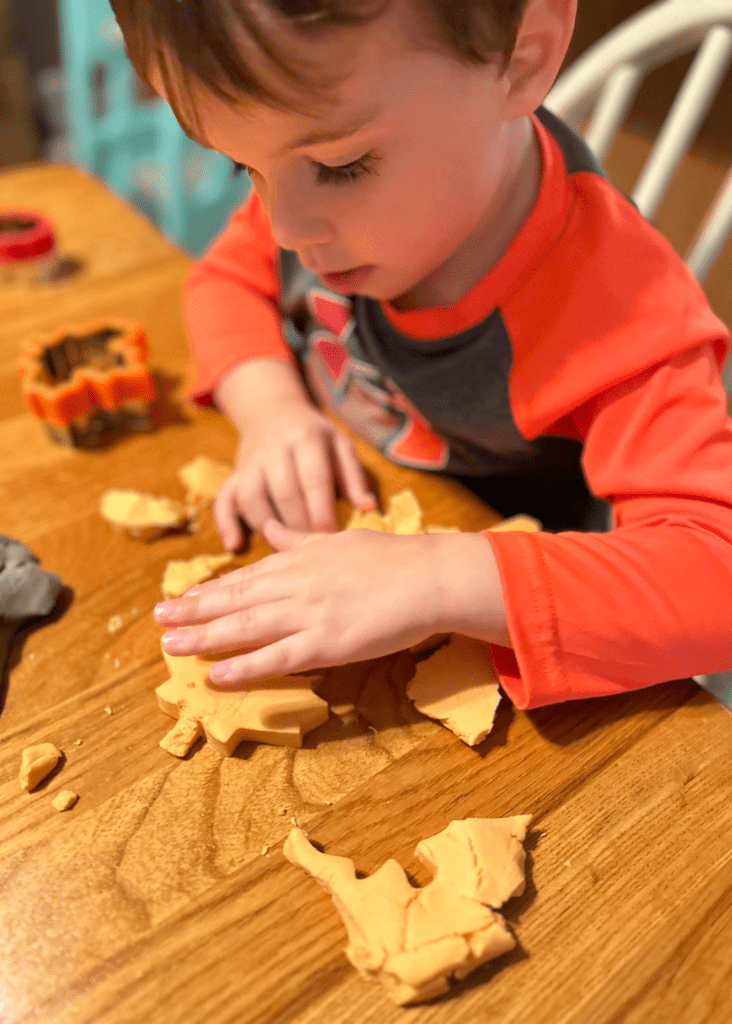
[214,400,376,549]
[155,521,510,684]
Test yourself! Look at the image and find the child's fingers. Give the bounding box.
[207,633,319,685]
[229,467,279,535]
[160,599,297,658]
[212,477,245,551]
[331,432,377,509]
[263,451,313,532]
[292,443,338,532]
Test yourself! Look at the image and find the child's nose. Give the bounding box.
[269,186,333,250]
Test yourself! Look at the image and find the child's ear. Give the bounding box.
[500,0,577,119]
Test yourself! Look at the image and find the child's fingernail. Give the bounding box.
[161,631,185,651]
[154,602,175,622]
[209,664,232,683]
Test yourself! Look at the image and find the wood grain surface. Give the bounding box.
[1,163,732,1024]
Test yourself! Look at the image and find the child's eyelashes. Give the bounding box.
[314,151,380,185]
[230,152,380,186]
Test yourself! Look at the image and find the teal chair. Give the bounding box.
[57,0,249,255]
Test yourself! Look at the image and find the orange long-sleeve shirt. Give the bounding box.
[183,108,732,709]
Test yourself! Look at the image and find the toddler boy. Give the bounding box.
[111,0,732,707]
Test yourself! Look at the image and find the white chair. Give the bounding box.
[546,0,732,707]
[546,0,732,287]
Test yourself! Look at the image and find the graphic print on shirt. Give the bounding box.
[301,288,450,470]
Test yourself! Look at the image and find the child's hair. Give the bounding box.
[110,0,528,142]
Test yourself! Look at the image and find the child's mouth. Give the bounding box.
[320,265,374,292]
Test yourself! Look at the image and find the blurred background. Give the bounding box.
[1,0,731,260]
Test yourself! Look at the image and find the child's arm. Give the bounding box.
[485,340,732,707]
[183,191,375,545]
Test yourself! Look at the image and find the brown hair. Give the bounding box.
[109,0,528,142]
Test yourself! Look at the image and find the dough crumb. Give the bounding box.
[29,652,35,660]
[262,845,270,856]
[324,800,333,806]
[113,659,120,669]
[104,706,113,715]
[52,789,79,811]
[290,816,298,825]
[279,807,288,816]
[19,743,61,791]
[107,614,123,633]
[74,739,82,746]
[160,716,203,758]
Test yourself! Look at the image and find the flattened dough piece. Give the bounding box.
[161,552,234,599]
[19,743,61,791]
[177,455,231,505]
[156,649,329,755]
[283,815,532,1005]
[407,633,501,745]
[100,490,189,540]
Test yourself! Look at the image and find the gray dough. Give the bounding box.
[0,536,62,621]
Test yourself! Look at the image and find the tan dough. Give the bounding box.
[488,514,542,533]
[161,553,235,599]
[99,489,188,540]
[407,633,502,746]
[284,815,532,1005]
[177,455,231,505]
[19,743,61,791]
[156,649,329,755]
[159,714,204,757]
[51,789,79,811]
[346,489,423,535]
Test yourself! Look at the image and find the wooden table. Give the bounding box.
[2,164,732,1024]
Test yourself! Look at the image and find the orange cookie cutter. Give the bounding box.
[18,319,156,446]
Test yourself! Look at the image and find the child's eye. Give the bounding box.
[314,151,380,185]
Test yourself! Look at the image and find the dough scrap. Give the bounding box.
[156,649,329,755]
[99,489,189,540]
[284,815,532,1005]
[161,553,234,599]
[346,490,422,534]
[51,789,78,811]
[488,514,541,533]
[19,743,61,791]
[159,714,204,757]
[346,492,541,539]
[177,455,231,505]
[407,634,502,746]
